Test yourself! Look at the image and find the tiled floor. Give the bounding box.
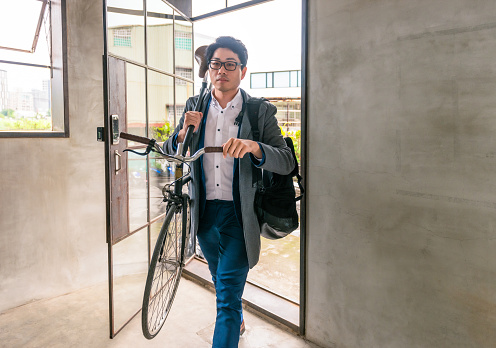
[0,277,320,348]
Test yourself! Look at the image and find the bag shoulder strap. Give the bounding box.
[246,98,266,187]
[284,137,305,201]
[246,97,266,142]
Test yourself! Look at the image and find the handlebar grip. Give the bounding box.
[204,146,223,153]
[120,132,153,145]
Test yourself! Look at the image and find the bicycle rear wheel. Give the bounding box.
[141,197,190,339]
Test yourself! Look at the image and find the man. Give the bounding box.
[164,36,294,348]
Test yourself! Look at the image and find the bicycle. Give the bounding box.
[120,128,221,339]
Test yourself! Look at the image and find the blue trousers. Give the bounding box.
[197,200,249,348]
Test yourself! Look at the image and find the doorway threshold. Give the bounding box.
[183,257,300,333]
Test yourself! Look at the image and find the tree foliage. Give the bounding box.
[1,109,16,118]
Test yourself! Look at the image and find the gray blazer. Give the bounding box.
[164,89,294,268]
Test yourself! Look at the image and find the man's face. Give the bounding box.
[208,47,247,94]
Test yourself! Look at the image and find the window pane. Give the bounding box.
[147,70,174,222]
[148,71,174,140]
[227,0,250,6]
[108,12,145,64]
[128,151,148,231]
[251,73,266,89]
[107,0,143,10]
[112,227,148,330]
[0,0,44,52]
[267,72,273,88]
[146,0,173,73]
[0,23,50,66]
[149,153,173,220]
[290,70,298,87]
[175,81,194,127]
[273,71,290,88]
[0,63,51,131]
[126,64,146,137]
[248,234,300,303]
[176,67,193,85]
[192,0,226,17]
[174,13,193,72]
[298,70,301,87]
[150,215,166,259]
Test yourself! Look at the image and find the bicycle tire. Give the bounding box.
[141,196,190,339]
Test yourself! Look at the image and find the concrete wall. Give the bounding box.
[0,0,106,311]
[306,1,496,347]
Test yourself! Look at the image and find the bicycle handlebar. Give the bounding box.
[204,146,223,153]
[120,132,152,145]
[119,131,222,164]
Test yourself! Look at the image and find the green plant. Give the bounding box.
[13,118,51,130]
[152,121,172,142]
[0,116,51,130]
[281,125,301,164]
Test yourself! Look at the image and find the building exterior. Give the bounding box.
[0,70,50,119]
[0,70,7,111]
[248,69,301,143]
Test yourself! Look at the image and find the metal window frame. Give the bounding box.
[0,0,69,138]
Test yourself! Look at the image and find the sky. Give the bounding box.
[193,0,302,72]
[0,0,51,92]
[0,0,44,52]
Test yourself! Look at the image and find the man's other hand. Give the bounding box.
[222,138,262,159]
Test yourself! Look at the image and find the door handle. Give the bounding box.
[115,150,121,174]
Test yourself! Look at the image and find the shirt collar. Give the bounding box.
[211,89,242,111]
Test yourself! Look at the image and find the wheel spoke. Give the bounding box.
[142,201,189,339]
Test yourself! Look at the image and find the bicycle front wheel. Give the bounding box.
[141,198,190,339]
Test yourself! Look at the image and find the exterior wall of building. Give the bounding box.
[0,70,8,110]
[306,1,496,347]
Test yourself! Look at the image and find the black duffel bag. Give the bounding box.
[247,99,304,240]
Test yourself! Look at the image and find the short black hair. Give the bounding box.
[205,36,248,68]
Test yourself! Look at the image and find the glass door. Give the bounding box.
[103,0,195,338]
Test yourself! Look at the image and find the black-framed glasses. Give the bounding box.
[208,60,243,71]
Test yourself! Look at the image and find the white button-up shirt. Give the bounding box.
[203,90,243,201]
